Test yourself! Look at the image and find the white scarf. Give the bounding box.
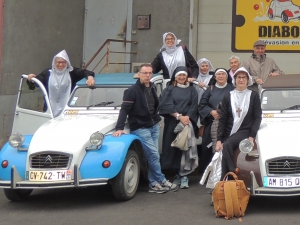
[161,32,185,78]
[48,50,73,117]
[230,89,252,136]
[215,82,227,88]
[177,83,189,88]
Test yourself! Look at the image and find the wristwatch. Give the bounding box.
[176,113,181,120]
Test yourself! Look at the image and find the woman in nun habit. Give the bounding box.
[215,67,262,179]
[194,58,215,103]
[27,50,95,117]
[197,68,234,174]
[159,66,198,189]
[151,32,199,80]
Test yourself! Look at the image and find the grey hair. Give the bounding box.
[229,55,241,63]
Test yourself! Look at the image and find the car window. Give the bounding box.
[18,78,46,112]
[69,86,129,107]
[261,89,300,110]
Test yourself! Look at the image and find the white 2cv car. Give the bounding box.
[0,73,167,201]
[236,74,300,196]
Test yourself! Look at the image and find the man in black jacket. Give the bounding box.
[113,63,178,193]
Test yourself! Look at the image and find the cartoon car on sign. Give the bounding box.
[268,0,300,23]
[0,73,167,201]
[235,74,300,196]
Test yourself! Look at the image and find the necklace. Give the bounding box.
[233,90,246,118]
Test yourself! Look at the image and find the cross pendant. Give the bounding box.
[236,108,242,117]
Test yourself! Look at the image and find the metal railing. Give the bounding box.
[83,39,138,73]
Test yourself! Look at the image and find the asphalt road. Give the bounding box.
[0,174,300,225]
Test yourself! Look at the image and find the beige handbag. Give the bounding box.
[171,125,189,151]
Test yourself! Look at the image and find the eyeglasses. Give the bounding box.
[139,72,153,75]
[165,38,175,41]
[56,61,67,64]
[236,76,247,80]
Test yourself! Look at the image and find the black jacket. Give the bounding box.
[27,67,95,93]
[115,79,161,131]
[151,46,199,79]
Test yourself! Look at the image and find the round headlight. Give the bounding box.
[9,133,25,148]
[239,139,254,154]
[90,132,104,146]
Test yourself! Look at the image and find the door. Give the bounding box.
[12,76,53,135]
[83,0,132,73]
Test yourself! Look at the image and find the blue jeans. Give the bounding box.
[131,123,166,186]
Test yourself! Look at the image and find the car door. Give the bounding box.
[150,75,166,153]
[11,75,53,135]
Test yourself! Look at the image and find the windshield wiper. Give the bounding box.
[281,105,300,112]
[87,101,114,109]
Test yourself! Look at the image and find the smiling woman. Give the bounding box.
[151,32,199,79]
[159,66,199,189]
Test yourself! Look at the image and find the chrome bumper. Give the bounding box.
[0,165,108,189]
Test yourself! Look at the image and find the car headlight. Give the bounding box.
[90,131,104,147]
[9,133,25,148]
[239,139,254,154]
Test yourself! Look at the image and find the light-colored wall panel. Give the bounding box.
[198,0,232,24]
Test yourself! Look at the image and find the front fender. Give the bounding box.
[0,135,32,180]
[79,134,141,179]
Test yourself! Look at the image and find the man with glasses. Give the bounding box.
[242,40,284,92]
[113,63,178,193]
[27,49,95,117]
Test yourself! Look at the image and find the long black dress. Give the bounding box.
[159,84,198,170]
[198,83,234,173]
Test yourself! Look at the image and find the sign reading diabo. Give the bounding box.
[232,0,300,52]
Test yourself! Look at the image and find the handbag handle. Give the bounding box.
[222,172,238,181]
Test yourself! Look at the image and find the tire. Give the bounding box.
[268,13,274,20]
[112,150,140,201]
[3,189,33,201]
[281,12,289,23]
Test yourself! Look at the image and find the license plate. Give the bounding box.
[26,170,72,181]
[263,176,300,187]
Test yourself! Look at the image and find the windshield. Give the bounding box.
[261,89,300,110]
[68,86,128,107]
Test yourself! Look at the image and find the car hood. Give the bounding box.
[257,121,299,159]
[28,114,119,155]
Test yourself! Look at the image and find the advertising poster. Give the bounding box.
[232,0,300,52]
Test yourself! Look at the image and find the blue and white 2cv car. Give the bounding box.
[0,73,166,201]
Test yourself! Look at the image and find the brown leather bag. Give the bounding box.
[212,172,250,221]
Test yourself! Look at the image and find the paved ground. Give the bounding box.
[0,173,300,225]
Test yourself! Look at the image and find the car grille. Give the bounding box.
[30,153,71,169]
[267,158,300,175]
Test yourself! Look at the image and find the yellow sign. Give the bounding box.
[232,0,300,52]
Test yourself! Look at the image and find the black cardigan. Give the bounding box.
[151,46,199,79]
[217,90,262,142]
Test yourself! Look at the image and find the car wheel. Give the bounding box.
[3,189,33,201]
[281,12,289,23]
[268,13,274,20]
[112,150,140,201]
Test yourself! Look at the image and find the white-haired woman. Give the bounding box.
[228,55,241,79]
[27,50,95,117]
[151,32,199,80]
[215,67,262,179]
